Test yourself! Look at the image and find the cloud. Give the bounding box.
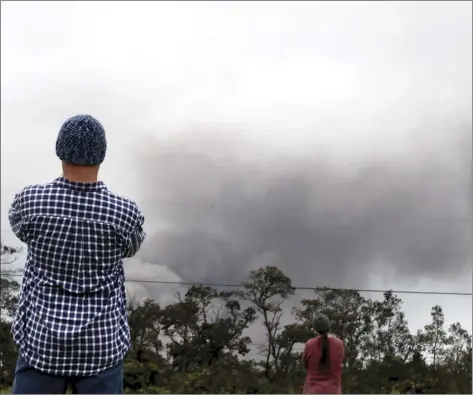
[133,119,471,290]
[124,258,183,306]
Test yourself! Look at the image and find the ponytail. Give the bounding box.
[320,332,329,364]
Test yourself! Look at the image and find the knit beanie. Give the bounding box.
[313,313,331,333]
[56,114,107,165]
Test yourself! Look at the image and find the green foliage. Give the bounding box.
[0,245,22,389]
[0,246,471,393]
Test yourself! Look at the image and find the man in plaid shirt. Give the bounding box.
[9,115,146,394]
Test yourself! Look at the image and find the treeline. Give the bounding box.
[1,246,471,394]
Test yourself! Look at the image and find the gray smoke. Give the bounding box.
[133,122,471,290]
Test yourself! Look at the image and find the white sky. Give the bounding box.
[1,1,471,336]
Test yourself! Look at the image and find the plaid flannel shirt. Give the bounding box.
[8,177,146,376]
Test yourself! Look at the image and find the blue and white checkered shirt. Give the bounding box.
[8,177,146,377]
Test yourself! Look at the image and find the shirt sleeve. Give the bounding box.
[122,209,146,258]
[9,191,29,243]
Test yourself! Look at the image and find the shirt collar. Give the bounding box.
[53,177,107,192]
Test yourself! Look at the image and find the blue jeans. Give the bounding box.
[12,355,124,394]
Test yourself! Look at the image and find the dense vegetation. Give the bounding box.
[1,245,471,393]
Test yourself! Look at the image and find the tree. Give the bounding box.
[0,244,22,388]
[128,297,163,357]
[241,266,295,379]
[273,323,312,377]
[441,322,472,393]
[160,285,257,376]
[0,264,472,394]
[1,245,22,319]
[124,297,167,391]
[444,322,472,373]
[419,306,448,369]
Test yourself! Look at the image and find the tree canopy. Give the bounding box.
[0,247,471,394]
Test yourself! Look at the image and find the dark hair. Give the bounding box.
[320,332,329,364]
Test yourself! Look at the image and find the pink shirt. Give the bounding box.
[302,335,345,394]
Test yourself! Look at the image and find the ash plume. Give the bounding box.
[133,122,471,290]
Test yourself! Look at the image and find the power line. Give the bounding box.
[6,274,472,296]
[124,279,473,296]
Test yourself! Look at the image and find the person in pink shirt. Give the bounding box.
[302,313,345,394]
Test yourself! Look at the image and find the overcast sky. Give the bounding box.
[1,1,471,342]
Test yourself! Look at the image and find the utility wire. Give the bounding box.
[6,274,472,296]
[123,279,473,296]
